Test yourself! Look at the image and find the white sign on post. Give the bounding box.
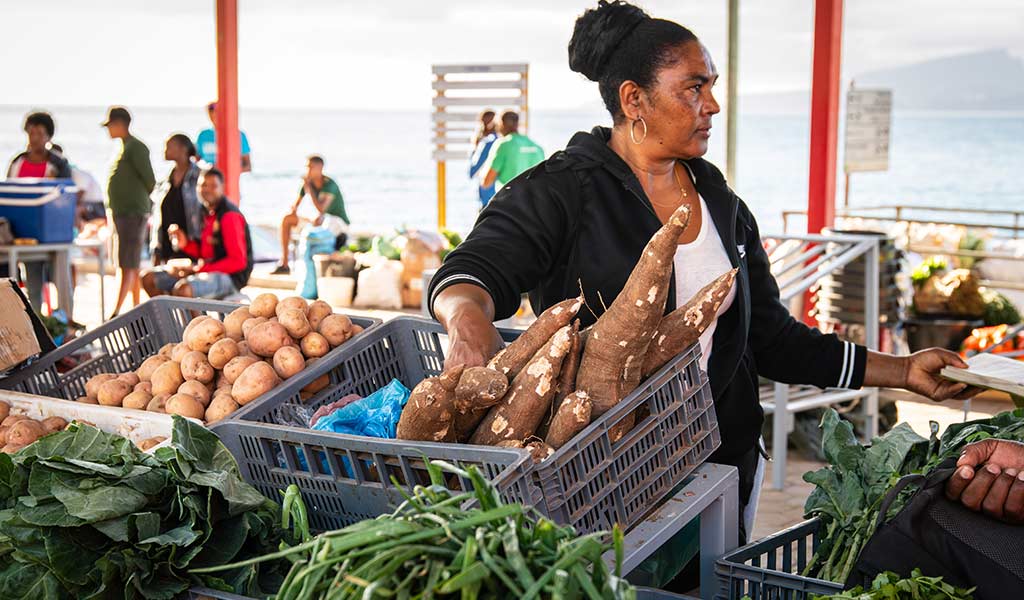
[844,88,892,173]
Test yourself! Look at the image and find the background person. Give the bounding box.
[481,111,544,190]
[4,112,73,311]
[141,168,253,299]
[151,134,203,264]
[103,106,155,318]
[469,109,499,207]
[196,101,252,172]
[271,155,349,275]
[49,144,105,231]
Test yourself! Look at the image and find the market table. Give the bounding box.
[0,242,74,317]
[604,462,739,600]
[73,237,107,319]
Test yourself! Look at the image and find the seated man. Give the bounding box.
[141,168,253,299]
[272,154,349,275]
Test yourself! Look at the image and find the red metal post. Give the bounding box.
[216,0,241,202]
[806,0,843,234]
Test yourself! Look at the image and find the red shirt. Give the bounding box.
[16,161,47,178]
[181,209,248,275]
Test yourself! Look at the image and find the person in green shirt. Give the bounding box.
[103,106,155,318]
[482,111,545,190]
[272,154,349,275]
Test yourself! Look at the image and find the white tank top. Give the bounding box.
[673,194,737,372]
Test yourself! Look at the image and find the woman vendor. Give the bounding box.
[427,0,976,539]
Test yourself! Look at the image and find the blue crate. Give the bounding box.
[0,179,77,243]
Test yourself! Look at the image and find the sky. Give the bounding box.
[1,0,1022,111]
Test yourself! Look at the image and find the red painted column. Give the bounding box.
[216,0,241,202]
[806,0,843,234]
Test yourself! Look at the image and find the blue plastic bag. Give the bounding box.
[311,378,411,438]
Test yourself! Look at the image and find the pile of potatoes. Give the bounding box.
[77,293,361,424]
[0,400,165,453]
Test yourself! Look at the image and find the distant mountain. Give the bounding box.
[740,49,1024,113]
[854,49,1024,110]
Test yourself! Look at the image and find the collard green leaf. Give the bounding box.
[0,560,62,599]
[52,479,148,523]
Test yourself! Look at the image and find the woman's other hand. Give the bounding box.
[433,283,505,370]
[946,439,1024,523]
[902,348,981,401]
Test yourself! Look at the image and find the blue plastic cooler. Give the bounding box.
[0,179,77,243]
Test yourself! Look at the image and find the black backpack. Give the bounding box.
[848,458,1024,599]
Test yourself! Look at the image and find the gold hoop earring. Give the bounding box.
[630,117,648,145]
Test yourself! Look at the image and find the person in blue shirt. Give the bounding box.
[195,101,252,172]
[468,110,498,207]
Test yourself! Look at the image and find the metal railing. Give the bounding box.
[761,232,881,490]
[782,205,1024,238]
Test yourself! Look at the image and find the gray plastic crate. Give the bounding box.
[714,518,842,600]
[0,296,379,406]
[220,315,720,535]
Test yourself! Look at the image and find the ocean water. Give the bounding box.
[1,104,1022,236]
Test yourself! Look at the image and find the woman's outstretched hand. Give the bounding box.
[433,283,505,370]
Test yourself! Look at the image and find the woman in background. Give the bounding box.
[468,110,499,208]
[152,134,203,265]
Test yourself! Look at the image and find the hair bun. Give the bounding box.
[568,1,650,81]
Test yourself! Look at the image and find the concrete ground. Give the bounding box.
[67,270,1015,543]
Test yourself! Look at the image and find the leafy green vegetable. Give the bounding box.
[981,288,1021,326]
[911,257,947,285]
[0,417,289,599]
[811,569,975,599]
[803,408,1024,584]
[195,459,636,600]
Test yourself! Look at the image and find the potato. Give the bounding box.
[136,355,170,382]
[214,371,231,390]
[170,342,191,362]
[223,356,259,384]
[186,318,226,353]
[97,379,133,406]
[249,293,279,318]
[247,322,292,357]
[272,346,306,379]
[134,381,153,394]
[151,361,185,396]
[299,332,330,359]
[147,394,169,413]
[351,324,364,336]
[224,306,253,341]
[0,402,9,422]
[318,314,353,347]
[205,394,240,424]
[276,295,309,315]
[117,372,141,387]
[182,315,212,341]
[177,380,212,407]
[306,300,333,330]
[0,426,9,446]
[208,338,240,370]
[166,394,206,420]
[139,436,166,451]
[279,308,312,339]
[232,361,281,405]
[41,416,67,434]
[2,415,28,427]
[8,419,44,446]
[180,351,215,384]
[122,390,152,410]
[2,443,26,454]
[158,342,177,358]
[85,373,117,399]
[242,316,268,340]
[77,395,98,404]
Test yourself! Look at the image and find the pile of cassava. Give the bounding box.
[77,293,362,424]
[0,400,166,453]
[397,204,736,459]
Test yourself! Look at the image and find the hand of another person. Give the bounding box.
[175,264,196,278]
[902,348,981,401]
[945,439,1024,523]
[443,310,505,371]
[167,224,187,251]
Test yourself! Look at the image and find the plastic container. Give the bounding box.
[0,388,182,452]
[220,316,720,535]
[0,179,77,243]
[714,518,842,600]
[0,296,379,407]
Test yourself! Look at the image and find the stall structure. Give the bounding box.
[431,63,529,229]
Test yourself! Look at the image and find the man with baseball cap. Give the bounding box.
[103,105,155,318]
